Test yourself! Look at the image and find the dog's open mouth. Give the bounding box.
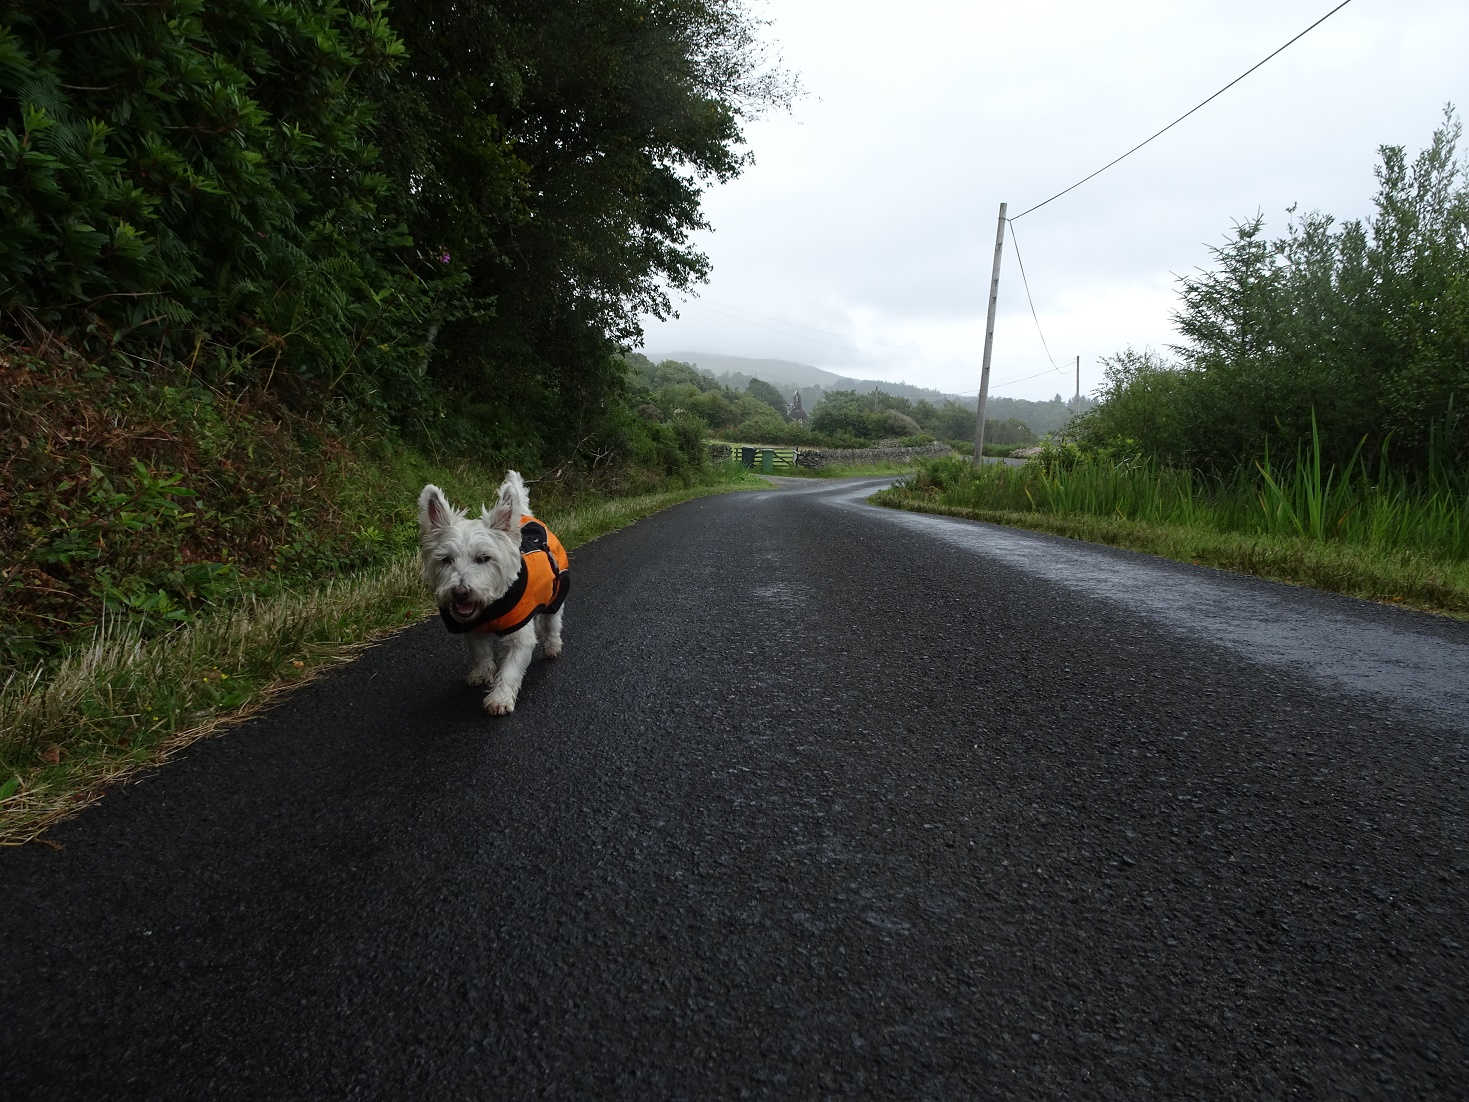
[448,597,479,622]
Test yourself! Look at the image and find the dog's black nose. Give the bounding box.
[452,585,470,600]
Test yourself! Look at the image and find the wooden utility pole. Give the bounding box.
[1075,354,1080,408]
[973,202,1006,465]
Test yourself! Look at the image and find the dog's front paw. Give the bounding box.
[542,639,563,659]
[483,690,517,716]
[466,663,496,687]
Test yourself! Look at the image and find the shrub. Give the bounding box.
[0,1,432,407]
[1084,109,1469,479]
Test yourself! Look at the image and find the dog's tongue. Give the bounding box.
[454,598,477,618]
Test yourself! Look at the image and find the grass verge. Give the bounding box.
[872,492,1469,619]
[0,476,757,845]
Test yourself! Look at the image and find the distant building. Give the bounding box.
[790,391,808,423]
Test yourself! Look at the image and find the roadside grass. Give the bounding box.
[874,453,1469,619]
[0,471,759,844]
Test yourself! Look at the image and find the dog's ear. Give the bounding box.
[418,484,452,533]
[485,479,521,533]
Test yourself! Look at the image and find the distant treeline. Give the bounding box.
[624,354,1039,448]
[708,371,1088,439]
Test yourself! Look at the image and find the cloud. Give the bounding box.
[643,0,1469,401]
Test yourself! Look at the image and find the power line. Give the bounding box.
[1006,218,1064,373]
[992,1,1357,395]
[1009,0,1356,222]
[989,365,1068,393]
[668,3,1359,405]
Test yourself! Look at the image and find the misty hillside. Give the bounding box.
[651,351,849,389]
[654,349,958,400]
[647,349,1084,436]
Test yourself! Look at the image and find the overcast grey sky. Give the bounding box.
[638,0,1469,402]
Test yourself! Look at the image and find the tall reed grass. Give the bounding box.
[895,423,1468,566]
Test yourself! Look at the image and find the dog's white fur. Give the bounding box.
[417,471,564,716]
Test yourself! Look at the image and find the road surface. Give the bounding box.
[3,477,1466,1098]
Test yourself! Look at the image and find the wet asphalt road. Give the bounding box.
[3,477,1467,1099]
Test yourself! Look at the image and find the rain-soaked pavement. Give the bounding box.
[3,476,1465,1098]
[835,478,1469,731]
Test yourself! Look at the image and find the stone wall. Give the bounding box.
[793,442,953,469]
[709,441,954,469]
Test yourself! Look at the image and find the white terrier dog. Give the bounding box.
[417,472,568,715]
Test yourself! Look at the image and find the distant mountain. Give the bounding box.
[652,350,962,402]
[652,351,850,389]
[646,349,1084,436]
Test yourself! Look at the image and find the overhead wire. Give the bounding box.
[1005,217,1064,375]
[981,368,1063,393]
[995,0,1357,393]
[1009,0,1356,221]
[678,2,1360,397]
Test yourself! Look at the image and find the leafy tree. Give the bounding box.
[809,390,876,439]
[1075,347,1198,463]
[1084,107,1469,476]
[1367,108,1469,461]
[922,400,978,442]
[746,376,788,418]
[1,0,795,462]
[732,408,789,443]
[985,418,1036,446]
[809,389,930,442]
[389,0,796,462]
[687,388,743,429]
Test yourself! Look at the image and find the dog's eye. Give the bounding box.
[474,554,491,565]
[439,554,453,565]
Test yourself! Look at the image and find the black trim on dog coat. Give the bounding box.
[438,517,569,636]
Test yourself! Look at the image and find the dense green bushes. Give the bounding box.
[0,1,796,668]
[806,388,1034,449]
[0,0,433,411]
[1073,109,1469,479]
[0,0,793,449]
